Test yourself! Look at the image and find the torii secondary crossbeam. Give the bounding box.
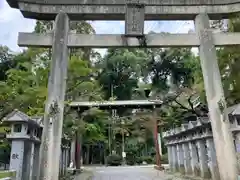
[7,0,240,180]
[18,32,240,48]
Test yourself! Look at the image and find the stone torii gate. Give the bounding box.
[6,0,240,180]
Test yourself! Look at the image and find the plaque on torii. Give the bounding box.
[125,0,145,36]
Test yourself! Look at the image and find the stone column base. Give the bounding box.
[179,165,185,174]
[154,165,165,171]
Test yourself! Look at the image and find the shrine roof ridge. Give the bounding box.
[6,0,240,20]
[7,0,240,6]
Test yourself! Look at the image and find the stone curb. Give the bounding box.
[166,171,209,180]
[154,165,165,171]
[75,170,94,180]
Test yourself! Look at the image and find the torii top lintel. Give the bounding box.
[7,0,240,20]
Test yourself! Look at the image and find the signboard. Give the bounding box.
[125,1,145,36]
[122,152,126,158]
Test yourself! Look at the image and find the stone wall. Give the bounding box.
[163,115,240,180]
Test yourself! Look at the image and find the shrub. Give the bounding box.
[141,156,154,164]
[161,153,169,164]
[106,154,122,166]
[126,152,136,165]
[135,156,154,164]
[126,158,135,165]
[59,173,74,180]
[136,156,142,164]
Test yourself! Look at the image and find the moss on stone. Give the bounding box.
[186,167,192,175]
[194,166,200,176]
[0,171,16,178]
[179,165,185,174]
[203,167,211,179]
[0,126,9,133]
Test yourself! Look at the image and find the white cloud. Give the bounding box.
[0,0,36,52]
[91,21,125,34]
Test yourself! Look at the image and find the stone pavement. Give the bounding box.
[80,165,189,180]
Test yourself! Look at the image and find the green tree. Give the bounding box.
[97,48,148,101]
[144,48,196,93]
[34,20,98,62]
[216,16,240,105]
[95,48,149,157]
[0,46,28,81]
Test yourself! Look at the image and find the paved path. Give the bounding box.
[85,165,182,180]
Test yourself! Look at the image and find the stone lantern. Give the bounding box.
[3,109,41,180]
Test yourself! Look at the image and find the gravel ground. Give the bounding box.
[78,165,191,180]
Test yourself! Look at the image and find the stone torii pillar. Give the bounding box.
[37,12,69,180]
[195,13,238,180]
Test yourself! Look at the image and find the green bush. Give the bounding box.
[135,156,154,164]
[126,159,135,165]
[136,156,142,164]
[161,154,169,164]
[126,152,136,165]
[126,155,164,165]
[141,156,154,164]
[106,154,122,166]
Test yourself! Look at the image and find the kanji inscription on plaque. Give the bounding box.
[125,1,145,36]
[12,153,19,159]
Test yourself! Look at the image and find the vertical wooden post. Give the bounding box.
[37,12,69,180]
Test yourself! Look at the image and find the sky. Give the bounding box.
[0,0,195,54]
